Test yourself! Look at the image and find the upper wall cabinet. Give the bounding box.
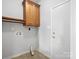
[23,0,40,27]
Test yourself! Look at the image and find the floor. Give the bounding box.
[12,51,49,59]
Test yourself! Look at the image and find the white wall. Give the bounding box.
[39,0,71,58]
[2,22,39,59]
[2,0,23,19]
[2,0,39,59]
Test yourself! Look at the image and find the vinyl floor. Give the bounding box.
[12,51,49,59]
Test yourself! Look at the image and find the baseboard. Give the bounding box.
[11,48,39,58]
[10,49,50,58]
[11,50,30,58]
[3,56,12,59]
[37,49,50,58]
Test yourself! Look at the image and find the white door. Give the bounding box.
[50,2,70,59]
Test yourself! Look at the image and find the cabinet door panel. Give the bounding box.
[35,6,40,27]
[23,1,40,27]
[26,2,34,26]
[35,6,40,26]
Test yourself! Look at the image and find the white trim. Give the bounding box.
[52,0,71,9]
[37,49,50,58]
[11,50,30,58]
[3,56,11,59]
[11,49,39,58]
[4,49,50,59]
[70,0,76,59]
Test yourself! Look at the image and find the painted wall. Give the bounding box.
[31,0,41,3]
[2,0,23,19]
[2,22,39,59]
[2,0,39,59]
[39,0,71,58]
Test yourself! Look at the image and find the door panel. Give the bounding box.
[51,2,70,59]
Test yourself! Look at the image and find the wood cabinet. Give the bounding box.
[23,0,40,27]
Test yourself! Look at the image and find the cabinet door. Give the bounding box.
[25,2,34,26]
[23,1,40,27]
[32,5,40,27]
[35,6,40,27]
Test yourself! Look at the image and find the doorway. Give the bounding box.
[50,1,70,59]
